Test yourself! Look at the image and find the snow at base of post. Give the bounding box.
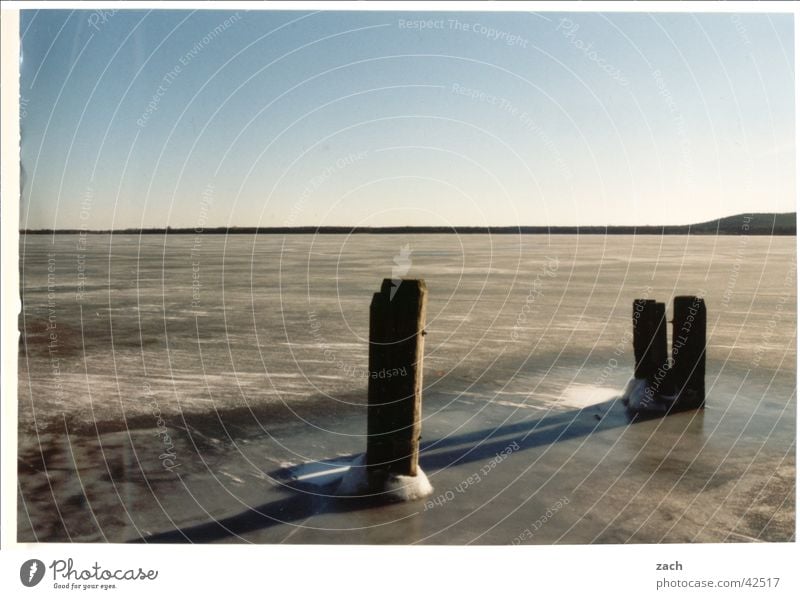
[336,454,434,501]
[621,377,649,410]
[621,377,677,413]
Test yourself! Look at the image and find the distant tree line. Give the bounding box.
[20,213,796,236]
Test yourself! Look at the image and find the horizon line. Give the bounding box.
[19,212,796,236]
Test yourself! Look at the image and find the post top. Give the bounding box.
[379,278,427,298]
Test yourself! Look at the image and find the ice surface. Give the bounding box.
[16,234,796,542]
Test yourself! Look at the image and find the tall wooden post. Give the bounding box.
[671,296,706,409]
[633,299,668,380]
[366,279,427,480]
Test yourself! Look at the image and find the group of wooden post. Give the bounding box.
[632,296,706,411]
[364,279,706,481]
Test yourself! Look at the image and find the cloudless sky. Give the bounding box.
[19,9,795,229]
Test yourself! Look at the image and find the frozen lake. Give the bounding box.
[17,233,796,543]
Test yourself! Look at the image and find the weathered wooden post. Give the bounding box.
[633,299,668,380]
[671,296,706,410]
[337,278,432,499]
[366,279,427,482]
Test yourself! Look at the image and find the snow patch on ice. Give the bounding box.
[558,384,620,409]
[493,399,545,410]
[218,470,245,484]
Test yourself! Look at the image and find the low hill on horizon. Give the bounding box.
[685,212,795,234]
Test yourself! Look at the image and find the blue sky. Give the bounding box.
[19,9,795,229]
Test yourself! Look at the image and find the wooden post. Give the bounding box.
[633,299,668,380]
[671,296,706,409]
[366,279,427,479]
